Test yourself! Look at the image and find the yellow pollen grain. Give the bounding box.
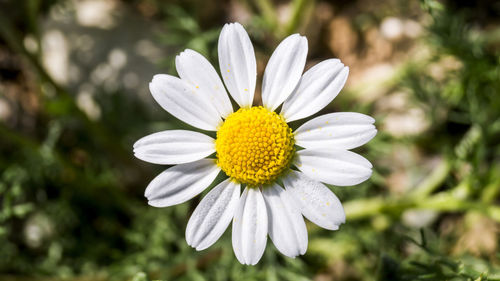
[215,106,295,186]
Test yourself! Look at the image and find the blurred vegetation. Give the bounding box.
[0,0,499,280]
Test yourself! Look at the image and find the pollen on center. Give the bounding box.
[215,106,295,186]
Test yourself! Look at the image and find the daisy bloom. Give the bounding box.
[134,22,377,265]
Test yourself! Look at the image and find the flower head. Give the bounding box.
[215,106,295,186]
[134,22,377,265]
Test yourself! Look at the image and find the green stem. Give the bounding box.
[409,158,451,199]
[345,189,500,222]
[416,192,476,211]
[254,0,279,32]
[486,206,500,222]
[344,197,389,220]
[481,175,500,203]
[283,0,311,35]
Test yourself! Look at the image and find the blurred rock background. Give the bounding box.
[0,0,499,280]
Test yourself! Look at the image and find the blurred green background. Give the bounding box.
[1,0,500,280]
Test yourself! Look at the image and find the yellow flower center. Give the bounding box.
[215,106,295,186]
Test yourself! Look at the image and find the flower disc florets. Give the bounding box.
[215,106,295,186]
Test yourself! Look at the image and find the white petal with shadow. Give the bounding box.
[149,74,221,131]
[186,178,240,250]
[176,49,233,118]
[145,159,220,207]
[281,59,349,122]
[218,23,256,108]
[232,187,268,265]
[295,149,373,186]
[295,112,377,150]
[262,34,308,111]
[262,183,307,257]
[133,130,215,165]
[282,170,345,230]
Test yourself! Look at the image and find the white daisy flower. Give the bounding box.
[134,22,377,265]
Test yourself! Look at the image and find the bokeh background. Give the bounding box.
[1,0,500,280]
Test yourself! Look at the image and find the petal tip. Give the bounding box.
[146,200,160,207]
[151,73,166,82]
[194,246,205,251]
[132,139,141,149]
[343,66,350,76]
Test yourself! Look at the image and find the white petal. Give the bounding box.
[176,49,233,118]
[232,187,267,265]
[149,74,221,131]
[218,22,256,108]
[281,59,349,122]
[145,159,220,207]
[262,183,307,258]
[133,130,215,165]
[295,149,373,186]
[295,113,377,150]
[186,179,240,251]
[261,34,308,111]
[282,170,345,230]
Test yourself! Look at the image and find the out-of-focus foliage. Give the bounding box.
[0,0,499,280]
